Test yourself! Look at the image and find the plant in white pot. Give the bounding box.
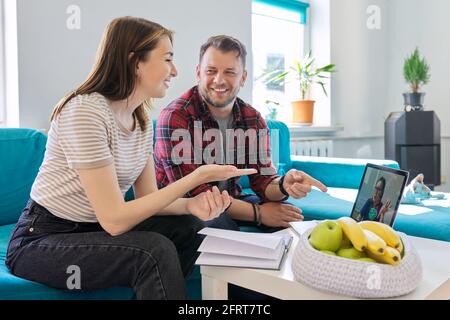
[263,51,336,124]
[403,48,430,111]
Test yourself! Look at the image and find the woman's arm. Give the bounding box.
[78,161,254,236]
[77,163,201,236]
[133,157,189,215]
[133,157,235,219]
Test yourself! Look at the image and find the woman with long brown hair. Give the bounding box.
[5,16,255,300]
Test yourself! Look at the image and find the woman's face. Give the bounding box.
[373,180,384,205]
[136,35,178,99]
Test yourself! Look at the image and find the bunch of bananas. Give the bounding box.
[337,217,404,266]
[308,218,405,266]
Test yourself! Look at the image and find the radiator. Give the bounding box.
[290,139,333,157]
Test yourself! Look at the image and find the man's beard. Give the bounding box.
[199,86,238,109]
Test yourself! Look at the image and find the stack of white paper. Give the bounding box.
[195,227,293,270]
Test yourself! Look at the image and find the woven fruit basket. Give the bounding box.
[291,228,423,298]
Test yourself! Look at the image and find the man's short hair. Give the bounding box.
[199,35,247,69]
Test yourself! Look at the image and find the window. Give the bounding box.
[252,0,309,122]
[0,0,5,125]
[265,54,285,92]
[1,0,19,128]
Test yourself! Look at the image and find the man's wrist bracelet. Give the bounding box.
[251,203,263,226]
[255,203,262,226]
[278,175,290,200]
[251,203,258,225]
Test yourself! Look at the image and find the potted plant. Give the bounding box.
[403,48,430,111]
[262,51,336,124]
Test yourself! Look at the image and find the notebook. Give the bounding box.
[195,227,293,270]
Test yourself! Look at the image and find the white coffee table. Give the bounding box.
[200,228,450,300]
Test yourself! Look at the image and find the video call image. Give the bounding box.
[351,167,407,225]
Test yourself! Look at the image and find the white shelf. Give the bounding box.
[287,124,344,137]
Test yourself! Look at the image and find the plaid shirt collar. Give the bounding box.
[191,86,246,128]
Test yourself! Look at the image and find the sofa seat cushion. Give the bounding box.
[242,188,450,242]
[0,224,134,300]
[0,129,48,225]
[291,156,400,190]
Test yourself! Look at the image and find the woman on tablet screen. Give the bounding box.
[360,177,392,222]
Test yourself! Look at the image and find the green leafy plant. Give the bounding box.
[403,48,430,93]
[262,51,336,100]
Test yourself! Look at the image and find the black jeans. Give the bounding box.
[5,199,204,300]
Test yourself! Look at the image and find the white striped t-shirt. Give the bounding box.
[30,92,153,222]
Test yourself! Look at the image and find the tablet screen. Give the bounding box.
[351,164,409,226]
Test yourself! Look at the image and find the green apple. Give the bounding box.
[357,257,377,263]
[320,250,337,256]
[309,220,343,252]
[336,247,367,259]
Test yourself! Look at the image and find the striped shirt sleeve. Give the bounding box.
[57,98,113,169]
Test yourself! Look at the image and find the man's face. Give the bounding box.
[373,181,384,204]
[196,47,247,109]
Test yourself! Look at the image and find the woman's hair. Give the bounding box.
[377,177,386,193]
[51,16,173,131]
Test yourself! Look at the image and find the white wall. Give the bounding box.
[309,0,331,126]
[16,0,252,130]
[386,0,450,126]
[327,0,389,161]
[328,0,449,191]
[384,0,450,192]
[330,0,390,138]
[12,0,450,191]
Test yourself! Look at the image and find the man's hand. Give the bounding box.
[282,169,328,199]
[187,186,232,221]
[259,202,303,228]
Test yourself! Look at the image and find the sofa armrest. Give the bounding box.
[291,155,400,189]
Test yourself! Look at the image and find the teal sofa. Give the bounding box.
[243,121,450,242]
[1,120,449,300]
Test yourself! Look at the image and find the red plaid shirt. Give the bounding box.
[154,86,279,200]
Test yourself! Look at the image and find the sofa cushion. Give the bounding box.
[0,125,201,299]
[291,156,401,189]
[0,223,135,300]
[0,129,47,225]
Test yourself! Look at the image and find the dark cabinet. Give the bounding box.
[385,111,441,188]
